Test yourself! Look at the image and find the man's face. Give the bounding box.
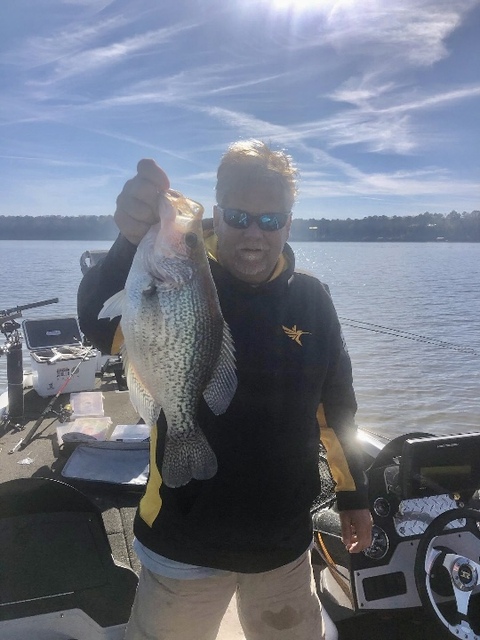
[213,178,292,284]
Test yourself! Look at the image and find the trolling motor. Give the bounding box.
[0,298,59,425]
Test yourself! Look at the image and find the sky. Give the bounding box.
[1,0,479,221]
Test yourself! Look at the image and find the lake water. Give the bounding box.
[0,240,478,440]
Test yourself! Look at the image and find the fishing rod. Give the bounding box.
[0,297,59,324]
[339,316,480,356]
[9,346,94,453]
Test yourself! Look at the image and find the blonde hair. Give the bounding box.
[216,139,298,210]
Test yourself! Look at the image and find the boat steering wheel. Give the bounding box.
[414,508,480,640]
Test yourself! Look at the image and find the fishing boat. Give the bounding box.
[0,254,479,640]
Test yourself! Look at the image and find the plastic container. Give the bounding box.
[57,417,113,446]
[29,352,97,398]
[70,391,104,419]
[109,424,150,442]
[22,317,97,397]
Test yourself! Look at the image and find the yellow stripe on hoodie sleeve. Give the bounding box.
[139,424,163,527]
[111,325,124,355]
[316,404,356,492]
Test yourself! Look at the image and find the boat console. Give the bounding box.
[313,430,480,640]
[398,432,480,499]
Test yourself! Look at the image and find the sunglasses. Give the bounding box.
[217,206,290,232]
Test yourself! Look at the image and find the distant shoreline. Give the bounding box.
[1,211,479,242]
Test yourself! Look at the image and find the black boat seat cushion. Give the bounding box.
[0,477,138,627]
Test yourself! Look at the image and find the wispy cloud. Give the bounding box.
[29,23,201,86]
[0,154,119,169]
[3,15,129,69]
[316,79,480,153]
[322,1,477,66]
[331,79,480,114]
[299,165,480,201]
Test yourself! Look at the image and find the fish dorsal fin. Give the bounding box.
[98,290,125,320]
[121,345,162,427]
[203,322,237,415]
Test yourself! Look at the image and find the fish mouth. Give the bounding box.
[165,189,204,221]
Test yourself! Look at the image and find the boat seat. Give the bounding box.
[0,477,138,631]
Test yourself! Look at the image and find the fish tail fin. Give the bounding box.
[161,428,217,488]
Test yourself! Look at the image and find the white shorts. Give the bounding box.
[124,551,332,640]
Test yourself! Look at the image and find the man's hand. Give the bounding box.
[114,159,170,245]
[339,508,373,553]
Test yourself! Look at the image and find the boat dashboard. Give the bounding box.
[313,430,480,640]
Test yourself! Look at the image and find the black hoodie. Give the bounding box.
[77,229,368,572]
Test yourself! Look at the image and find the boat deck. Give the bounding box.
[1,374,141,568]
[0,370,450,639]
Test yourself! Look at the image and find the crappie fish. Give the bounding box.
[99,189,237,487]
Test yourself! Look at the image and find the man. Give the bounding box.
[78,139,372,640]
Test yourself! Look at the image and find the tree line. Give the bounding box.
[1,210,479,241]
[291,210,480,242]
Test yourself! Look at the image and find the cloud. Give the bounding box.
[381,84,480,114]
[322,0,477,67]
[83,128,195,163]
[0,154,126,176]
[296,110,416,155]
[194,105,371,184]
[3,15,129,69]
[30,23,201,86]
[319,77,480,153]
[299,165,480,200]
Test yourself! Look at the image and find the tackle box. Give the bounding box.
[110,424,150,442]
[22,316,97,397]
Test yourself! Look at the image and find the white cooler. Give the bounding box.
[22,316,97,397]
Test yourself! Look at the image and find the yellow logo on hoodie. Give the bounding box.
[282,325,311,346]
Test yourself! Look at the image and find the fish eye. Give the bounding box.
[185,232,198,248]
